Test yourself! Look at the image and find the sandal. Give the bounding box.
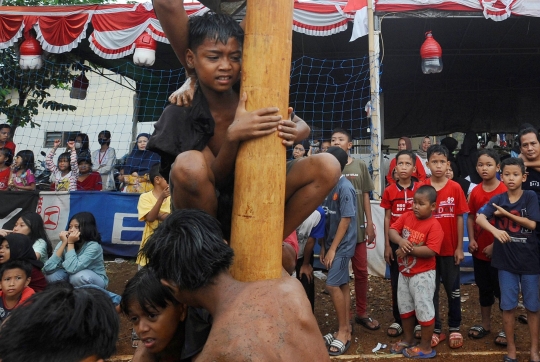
[403,346,436,359]
[354,315,380,330]
[390,341,415,354]
[449,332,464,349]
[495,331,508,347]
[328,338,350,356]
[503,355,518,362]
[414,324,422,339]
[387,322,403,337]
[323,333,335,347]
[431,332,446,348]
[518,314,528,324]
[468,325,490,339]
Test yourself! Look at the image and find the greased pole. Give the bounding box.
[229,0,293,281]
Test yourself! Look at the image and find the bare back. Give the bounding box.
[195,277,329,362]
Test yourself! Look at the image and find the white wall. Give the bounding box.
[0,69,156,161]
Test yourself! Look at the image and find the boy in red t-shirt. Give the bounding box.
[381,150,423,337]
[389,185,443,359]
[0,260,35,324]
[467,149,507,344]
[424,144,469,348]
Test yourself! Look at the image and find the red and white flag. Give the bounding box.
[344,0,368,41]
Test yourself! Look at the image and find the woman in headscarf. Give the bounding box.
[119,133,160,193]
[0,233,47,292]
[385,136,427,185]
[456,132,482,185]
[415,136,432,178]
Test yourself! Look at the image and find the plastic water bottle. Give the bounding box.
[422,57,443,74]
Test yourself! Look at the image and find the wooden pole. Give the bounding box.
[229,0,293,281]
[368,0,382,200]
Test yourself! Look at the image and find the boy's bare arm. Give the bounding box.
[476,213,511,242]
[144,187,170,223]
[388,228,413,252]
[467,213,478,253]
[455,214,465,265]
[323,217,351,269]
[363,192,375,244]
[383,209,393,264]
[153,0,190,73]
[409,245,437,258]
[492,203,537,230]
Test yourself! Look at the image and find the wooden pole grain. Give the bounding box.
[229,0,293,282]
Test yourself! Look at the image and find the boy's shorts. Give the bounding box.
[398,270,436,325]
[326,257,351,287]
[498,270,540,312]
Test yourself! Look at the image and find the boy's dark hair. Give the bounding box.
[149,163,162,186]
[0,147,13,166]
[501,157,526,174]
[395,150,416,165]
[0,124,11,131]
[19,212,53,257]
[415,185,437,204]
[477,148,501,165]
[518,127,540,147]
[331,128,352,142]
[120,267,179,316]
[15,150,35,173]
[188,12,244,52]
[141,209,234,291]
[68,212,101,244]
[0,282,118,362]
[0,259,32,279]
[426,144,449,161]
[326,146,348,171]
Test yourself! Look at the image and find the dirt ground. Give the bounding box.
[106,260,533,362]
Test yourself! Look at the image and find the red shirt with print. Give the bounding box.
[381,181,423,225]
[425,179,469,257]
[391,211,443,277]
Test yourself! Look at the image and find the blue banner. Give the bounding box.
[68,191,144,257]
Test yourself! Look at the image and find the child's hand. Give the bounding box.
[323,248,336,269]
[67,230,80,244]
[161,186,170,199]
[299,264,313,283]
[454,248,464,265]
[227,92,282,143]
[59,231,69,242]
[53,139,61,148]
[492,203,507,217]
[482,244,493,259]
[395,248,405,258]
[169,75,196,107]
[384,244,394,265]
[0,229,12,237]
[468,239,478,253]
[277,107,298,147]
[319,247,326,264]
[493,229,511,243]
[366,223,376,245]
[66,140,75,150]
[398,239,413,253]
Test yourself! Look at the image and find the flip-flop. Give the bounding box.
[414,324,422,339]
[390,341,415,354]
[323,333,335,347]
[495,331,508,347]
[468,325,490,339]
[403,346,436,359]
[503,355,518,362]
[518,314,528,324]
[431,332,446,348]
[387,322,404,337]
[328,338,351,356]
[449,332,464,349]
[355,315,380,330]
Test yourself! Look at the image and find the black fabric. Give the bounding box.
[147,87,215,179]
[0,192,39,230]
[4,233,43,270]
[456,132,482,184]
[181,307,212,360]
